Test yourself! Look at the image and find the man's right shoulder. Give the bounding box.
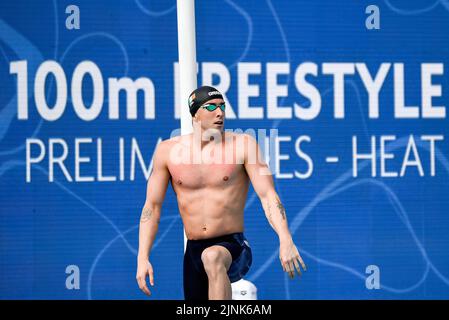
[154,138,172,155]
[160,134,192,146]
[156,134,192,154]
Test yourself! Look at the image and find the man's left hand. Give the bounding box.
[279,240,307,279]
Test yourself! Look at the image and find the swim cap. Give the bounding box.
[188,86,224,117]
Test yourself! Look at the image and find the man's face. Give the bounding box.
[193,98,226,132]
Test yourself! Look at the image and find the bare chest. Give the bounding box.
[168,162,244,189]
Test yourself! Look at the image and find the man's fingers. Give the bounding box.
[137,276,151,296]
[293,259,302,277]
[141,282,151,296]
[289,262,296,279]
[281,258,296,278]
[149,268,154,286]
[281,257,304,279]
[286,261,294,279]
[142,284,151,296]
[298,256,307,271]
[280,257,286,272]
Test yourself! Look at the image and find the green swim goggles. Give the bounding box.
[201,103,226,112]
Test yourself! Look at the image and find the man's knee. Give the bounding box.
[201,246,231,274]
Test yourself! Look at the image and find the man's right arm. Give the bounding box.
[136,142,170,295]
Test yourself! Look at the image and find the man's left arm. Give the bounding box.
[243,134,307,278]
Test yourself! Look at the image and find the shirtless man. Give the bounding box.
[136,86,306,300]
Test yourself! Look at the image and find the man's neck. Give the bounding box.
[192,128,225,149]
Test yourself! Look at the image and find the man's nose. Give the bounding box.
[215,107,224,117]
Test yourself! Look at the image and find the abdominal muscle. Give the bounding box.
[174,177,249,240]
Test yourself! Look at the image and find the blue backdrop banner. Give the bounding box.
[1,0,448,299]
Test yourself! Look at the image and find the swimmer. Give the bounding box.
[136,86,306,300]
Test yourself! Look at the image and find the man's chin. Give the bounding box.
[208,123,224,130]
[203,127,224,137]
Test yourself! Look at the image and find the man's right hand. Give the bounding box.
[136,258,154,296]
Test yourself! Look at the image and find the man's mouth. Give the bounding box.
[214,121,223,125]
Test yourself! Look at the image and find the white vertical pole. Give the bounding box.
[176,0,197,250]
[177,0,197,135]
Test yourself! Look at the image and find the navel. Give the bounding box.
[177,179,182,185]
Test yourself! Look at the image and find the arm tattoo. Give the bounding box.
[140,207,153,223]
[266,200,273,222]
[276,199,286,220]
